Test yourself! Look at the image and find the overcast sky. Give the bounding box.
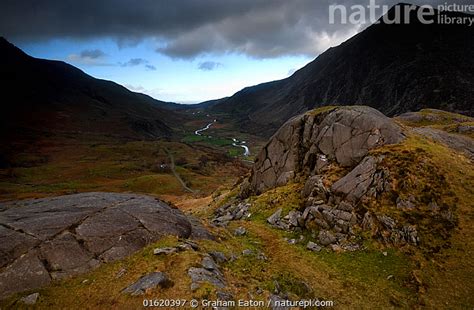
[1,0,470,103]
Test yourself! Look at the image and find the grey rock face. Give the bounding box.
[122,272,172,296]
[331,156,388,203]
[0,192,211,299]
[302,175,329,202]
[188,215,215,240]
[213,202,251,226]
[234,106,445,251]
[19,292,40,305]
[318,230,337,246]
[188,267,226,290]
[188,255,226,291]
[201,256,222,275]
[209,251,227,264]
[0,226,40,269]
[244,106,404,196]
[306,242,322,252]
[234,227,247,236]
[153,247,178,255]
[0,250,51,301]
[269,294,291,310]
[267,208,283,226]
[285,211,302,228]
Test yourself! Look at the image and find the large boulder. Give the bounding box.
[244,106,404,195]
[0,192,211,299]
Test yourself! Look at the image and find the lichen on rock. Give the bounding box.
[242,106,404,196]
[235,106,463,252]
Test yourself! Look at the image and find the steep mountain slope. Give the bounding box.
[211,4,474,137]
[0,37,186,141]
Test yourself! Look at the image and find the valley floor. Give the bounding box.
[0,109,473,309]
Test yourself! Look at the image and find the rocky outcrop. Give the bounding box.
[233,106,435,251]
[220,106,464,253]
[331,156,390,203]
[0,192,211,299]
[212,202,251,226]
[188,255,227,291]
[243,106,404,195]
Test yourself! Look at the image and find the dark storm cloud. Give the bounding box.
[1,0,472,59]
[198,61,222,71]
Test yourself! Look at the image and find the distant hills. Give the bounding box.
[0,37,187,141]
[1,3,472,142]
[210,4,474,137]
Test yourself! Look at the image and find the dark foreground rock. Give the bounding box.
[0,192,211,299]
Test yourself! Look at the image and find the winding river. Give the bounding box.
[232,138,250,156]
[194,120,216,135]
[194,120,250,156]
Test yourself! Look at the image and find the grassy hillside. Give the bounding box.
[0,134,248,202]
[0,109,472,308]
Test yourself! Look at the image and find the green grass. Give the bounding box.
[227,148,243,157]
[306,105,337,116]
[397,109,474,134]
[367,135,466,254]
[181,134,233,147]
[248,183,304,222]
[1,109,472,308]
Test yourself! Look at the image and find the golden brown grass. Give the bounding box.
[369,133,474,308]
[1,110,472,309]
[0,136,247,201]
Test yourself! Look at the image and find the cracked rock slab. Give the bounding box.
[0,192,210,299]
[0,250,51,299]
[331,156,380,202]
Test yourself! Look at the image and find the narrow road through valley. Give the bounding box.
[165,148,194,193]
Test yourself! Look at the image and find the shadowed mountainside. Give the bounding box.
[0,37,187,142]
[210,4,474,137]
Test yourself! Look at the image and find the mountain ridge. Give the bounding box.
[0,37,187,142]
[209,4,474,137]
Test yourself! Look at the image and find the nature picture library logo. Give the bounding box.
[329,0,474,26]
